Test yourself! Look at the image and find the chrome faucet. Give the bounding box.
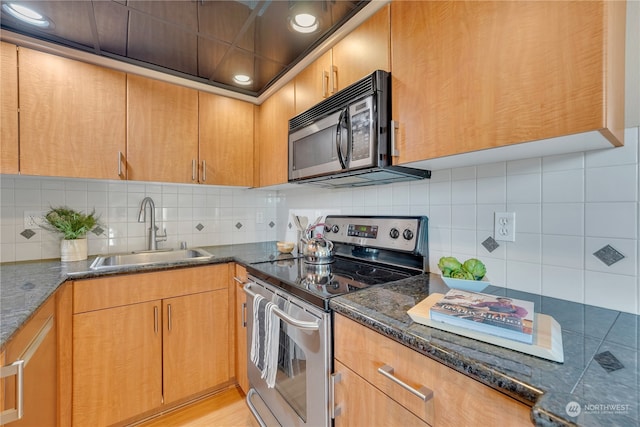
[137,197,167,251]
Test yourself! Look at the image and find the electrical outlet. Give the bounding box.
[24,210,48,229]
[494,212,516,242]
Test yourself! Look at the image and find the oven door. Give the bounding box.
[244,279,331,427]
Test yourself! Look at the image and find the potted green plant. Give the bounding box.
[43,206,100,261]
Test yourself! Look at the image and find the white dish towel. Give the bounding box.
[250,293,280,388]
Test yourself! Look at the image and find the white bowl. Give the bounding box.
[440,275,490,292]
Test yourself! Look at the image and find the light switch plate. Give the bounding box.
[494,212,516,242]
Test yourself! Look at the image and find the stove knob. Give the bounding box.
[324,224,331,233]
[389,228,400,239]
[403,229,414,240]
[331,225,340,233]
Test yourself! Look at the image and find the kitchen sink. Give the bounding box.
[89,248,214,270]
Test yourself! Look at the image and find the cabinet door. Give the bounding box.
[163,289,230,404]
[199,92,255,186]
[294,50,333,114]
[334,361,428,427]
[19,48,126,179]
[331,4,390,90]
[234,264,250,393]
[73,301,163,427]
[391,1,625,164]
[0,42,18,174]
[127,74,199,183]
[1,297,56,427]
[256,80,295,187]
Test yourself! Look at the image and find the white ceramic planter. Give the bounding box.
[60,238,87,262]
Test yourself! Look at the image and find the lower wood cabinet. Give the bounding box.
[0,296,57,427]
[233,264,250,394]
[71,265,230,427]
[333,314,532,427]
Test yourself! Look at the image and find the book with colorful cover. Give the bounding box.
[429,289,535,344]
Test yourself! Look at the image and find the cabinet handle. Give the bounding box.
[154,306,159,335]
[167,304,172,332]
[377,364,434,402]
[117,151,124,177]
[330,65,338,94]
[0,315,53,424]
[330,372,342,419]
[192,160,197,181]
[233,276,247,285]
[390,120,400,157]
[322,70,329,98]
[201,160,206,182]
[241,302,247,328]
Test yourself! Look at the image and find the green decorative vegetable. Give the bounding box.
[43,206,100,240]
[462,258,487,280]
[438,256,486,281]
[437,257,463,277]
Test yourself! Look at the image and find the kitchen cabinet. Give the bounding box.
[233,264,250,394]
[127,74,199,183]
[294,5,390,114]
[256,80,295,187]
[0,296,56,427]
[0,42,18,175]
[391,1,626,165]
[71,265,230,426]
[333,314,531,427]
[199,92,255,186]
[18,47,127,179]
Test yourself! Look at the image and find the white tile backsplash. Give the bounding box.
[2,127,640,315]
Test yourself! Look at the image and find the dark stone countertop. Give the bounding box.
[329,275,639,427]
[0,242,290,349]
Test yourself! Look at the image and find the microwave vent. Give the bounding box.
[289,70,387,131]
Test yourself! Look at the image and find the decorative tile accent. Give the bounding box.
[594,350,625,373]
[195,223,204,231]
[481,236,499,253]
[20,229,36,240]
[593,245,625,266]
[269,221,275,228]
[92,226,104,236]
[235,222,243,229]
[288,222,292,229]
[20,282,35,291]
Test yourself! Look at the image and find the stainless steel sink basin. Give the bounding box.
[89,248,214,270]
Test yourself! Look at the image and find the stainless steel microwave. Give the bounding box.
[288,70,429,188]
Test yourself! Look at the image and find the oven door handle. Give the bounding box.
[244,283,320,331]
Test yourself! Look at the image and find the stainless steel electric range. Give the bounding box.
[243,215,429,427]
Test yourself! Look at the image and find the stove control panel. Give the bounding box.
[324,215,428,254]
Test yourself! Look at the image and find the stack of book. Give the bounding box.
[429,289,535,344]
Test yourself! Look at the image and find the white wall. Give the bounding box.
[280,127,640,315]
[0,178,279,262]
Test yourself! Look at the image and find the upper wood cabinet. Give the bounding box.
[127,74,199,183]
[199,92,255,186]
[256,80,295,187]
[18,47,127,179]
[294,4,390,114]
[391,1,626,165]
[0,42,18,175]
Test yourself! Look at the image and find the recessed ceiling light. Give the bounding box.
[290,13,318,34]
[233,74,253,86]
[2,3,51,28]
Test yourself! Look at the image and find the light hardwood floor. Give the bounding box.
[137,387,258,427]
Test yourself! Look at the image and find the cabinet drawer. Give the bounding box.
[334,314,531,427]
[73,264,227,313]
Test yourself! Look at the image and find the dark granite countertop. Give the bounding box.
[329,275,639,427]
[0,242,290,349]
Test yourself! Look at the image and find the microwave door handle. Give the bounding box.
[336,108,347,169]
